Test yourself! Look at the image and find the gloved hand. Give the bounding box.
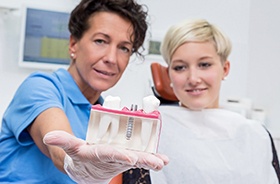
[43,130,169,184]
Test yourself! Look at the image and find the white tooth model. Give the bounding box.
[97,96,121,143]
[142,95,160,150]
[86,95,162,153]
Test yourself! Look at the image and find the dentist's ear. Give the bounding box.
[69,35,78,57]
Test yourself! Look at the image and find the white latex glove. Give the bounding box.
[43,130,169,184]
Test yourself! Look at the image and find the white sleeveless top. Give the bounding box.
[151,106,278,184]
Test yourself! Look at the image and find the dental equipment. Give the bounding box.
[86,95,162,153]
[125,104,137,140]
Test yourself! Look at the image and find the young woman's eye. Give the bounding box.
[173,65,186,71]
[199,62,212,68]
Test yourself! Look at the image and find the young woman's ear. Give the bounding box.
[223,60,230,79]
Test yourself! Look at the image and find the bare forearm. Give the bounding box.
[27,107,74,173]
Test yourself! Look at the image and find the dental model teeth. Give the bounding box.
[141,95,160,151]
[97,96,121,143]
[86,95,162,153]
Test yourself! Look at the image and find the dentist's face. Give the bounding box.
[169,41,230,110]
[69,11,133,92]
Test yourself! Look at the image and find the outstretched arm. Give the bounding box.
[27,107,73,172]
[43,130,169,184]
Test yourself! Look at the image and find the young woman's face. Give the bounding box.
[69,11,133,92]
[169,41,230,110]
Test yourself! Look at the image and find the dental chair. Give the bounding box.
[150,62,179,105]
[109,174,122,184]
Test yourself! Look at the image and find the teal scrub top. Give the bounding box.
[0,69,103,183]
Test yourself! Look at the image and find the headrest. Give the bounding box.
[150,62,179,102]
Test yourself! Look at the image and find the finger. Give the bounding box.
[134,152,167,171]
[94,146,138,166]
[154,153,169,165]
[43,130,85,155]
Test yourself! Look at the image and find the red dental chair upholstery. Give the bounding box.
[150,62,179,105]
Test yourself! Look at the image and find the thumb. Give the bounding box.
[43,130,85,155]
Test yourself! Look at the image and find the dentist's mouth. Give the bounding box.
[95,69,116,76]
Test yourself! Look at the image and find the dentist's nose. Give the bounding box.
[104,46,117,64]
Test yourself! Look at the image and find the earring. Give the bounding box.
[170,83,173,88]
[223,76,227,81]
[70,53,75,58]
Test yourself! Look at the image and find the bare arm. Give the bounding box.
[27,107,73,172]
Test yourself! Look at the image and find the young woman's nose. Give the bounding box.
[187,68,201,85]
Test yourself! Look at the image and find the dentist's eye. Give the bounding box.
[120,46,130,53]
[94,39,106,45]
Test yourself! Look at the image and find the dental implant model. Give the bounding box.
[86,95,161,153]
[141,95,160,150]
[97,96,121,143]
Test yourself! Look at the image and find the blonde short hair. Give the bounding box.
[160,19,232,65]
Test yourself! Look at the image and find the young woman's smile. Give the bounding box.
[186,87,208,96]
[169,41,230,110]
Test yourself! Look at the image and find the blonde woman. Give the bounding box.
[151,19,279,184]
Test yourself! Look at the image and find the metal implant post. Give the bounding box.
[126,104,137,140]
